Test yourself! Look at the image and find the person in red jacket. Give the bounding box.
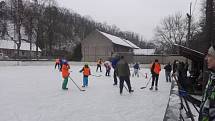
[149,59,161,90]
[61,60,70,90]
[80,64,91,87]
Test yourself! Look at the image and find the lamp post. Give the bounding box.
[186,3,192,47]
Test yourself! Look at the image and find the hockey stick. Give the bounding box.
[140,76,152,89]
[123,84,129,92]
[68,76,85,91]
[91,74,102,77]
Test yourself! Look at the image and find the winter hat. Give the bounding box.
[208,46,215,57]
[84,63,89,67]
[62,59,68,64]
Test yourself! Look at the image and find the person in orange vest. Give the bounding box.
[149,59,161,90]
[61,60,70,90]
[80,64,91,87]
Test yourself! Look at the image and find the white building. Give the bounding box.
[0,40,41,59]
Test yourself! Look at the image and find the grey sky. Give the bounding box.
[56,0,202,40]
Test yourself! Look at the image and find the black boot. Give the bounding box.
[129,90,134,93]
[149,87,153,90]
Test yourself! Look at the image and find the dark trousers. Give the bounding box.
[55,63,60,69]
[119,76,132,93]
[105,69,110,76]
[165,71,171,82]
[96,64,102,72]
[113,69,117,84]
[62,77,68,89]
[151,74,159,87]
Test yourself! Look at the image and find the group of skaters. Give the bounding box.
[54,45,215,120]
[55,56,163,94]
[55,58,91,90]
[55,58,70,90]
[96,58,112,76]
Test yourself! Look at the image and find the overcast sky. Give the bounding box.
[56,0,202,40]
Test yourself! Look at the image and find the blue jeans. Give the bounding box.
[165,71,171,82]
[83,76,88,86]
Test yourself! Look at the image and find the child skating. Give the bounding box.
[61,60,70,90]
[104,60,111,76]
[80,64,91,87]
[132,62,140,77]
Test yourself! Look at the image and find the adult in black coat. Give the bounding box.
[164,62,172,82]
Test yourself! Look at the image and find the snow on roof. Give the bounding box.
[133,49,155,55]
[174,44,204,55]
[98,31,139,49]
[123,39,140,49]
[0,40,41,52]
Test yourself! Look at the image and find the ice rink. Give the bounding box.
[0,64,171,121]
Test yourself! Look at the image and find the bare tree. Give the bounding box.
[154,13,196,53]
[7,0,24,59]
[0,1,7,39]
[23,1,36,59]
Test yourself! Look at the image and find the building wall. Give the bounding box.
[0,48,41,59]
[133,55,189,64]
[113,51,134,63]
[82,30,113,62]
[113,44,131,52]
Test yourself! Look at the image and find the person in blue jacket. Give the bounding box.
[111,55,120,85]
[132,62,140,77]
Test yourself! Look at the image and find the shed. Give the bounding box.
[82,30,139,62]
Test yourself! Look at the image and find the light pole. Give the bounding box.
[186,3,192,47]
[206,0,214,45]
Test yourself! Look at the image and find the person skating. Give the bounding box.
[80,64,91,87]
[59,58,63,72]
[104,60,111,76]
[111,55,120,85]
[172,60,178,77]
[149,59,161,90]
[164,62,172,82]
[199,46,215,121]
[55,58,60,70]
[96,58,103,72]
[132,62,140,77]
[116,56,134,94]
[61,60,70,90]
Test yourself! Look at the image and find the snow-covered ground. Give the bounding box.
[0,64,171,121]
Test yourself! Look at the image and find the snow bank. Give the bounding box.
[163,80,181,121]
[163,79,200,121]
[0,61,98,66]
[0,61,155,69]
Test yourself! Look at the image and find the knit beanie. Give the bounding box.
[208,46,215,57]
